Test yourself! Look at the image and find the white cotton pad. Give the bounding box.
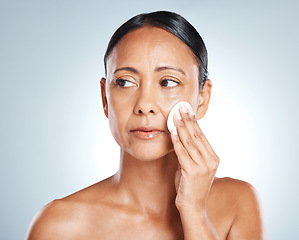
[167,101,193,132]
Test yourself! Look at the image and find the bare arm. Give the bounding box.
[171,103,266,239]
[171,104,220,239]
[179,208,220,239]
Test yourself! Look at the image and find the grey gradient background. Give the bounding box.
[1,0,298,239]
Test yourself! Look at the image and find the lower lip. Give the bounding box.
[130,130,163,140]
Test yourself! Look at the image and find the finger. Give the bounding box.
[174,110,206,166]
[178,106,218,160]
[171,128,196,171]
[190,121,219,166]
[176,107,219,170]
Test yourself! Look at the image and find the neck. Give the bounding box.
[112,149,178,216]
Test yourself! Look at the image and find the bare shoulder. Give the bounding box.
[26,177,115,240]
[211,177,264,217]
[25,199,80,240]
[211,177,267,240]
[212,177,261,199]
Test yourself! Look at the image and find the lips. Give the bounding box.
[130,126,164,140]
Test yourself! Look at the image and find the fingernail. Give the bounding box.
[175,111,182,121]
[187,105,195,116]
[181,103,188,114]
[173,127,178,136]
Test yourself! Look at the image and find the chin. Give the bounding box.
[126,142,174,162]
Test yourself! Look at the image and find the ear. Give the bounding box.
[100,77,109,118]
[196,79,212,120]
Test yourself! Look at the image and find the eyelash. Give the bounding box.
[160,79,180,88]
[114,79,135,87]
[114,78,180,88]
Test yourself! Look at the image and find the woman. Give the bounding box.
[26,11,266,239]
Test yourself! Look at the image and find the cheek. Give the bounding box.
[156,90,181,116]
[189,91,201,110]
[182,80,200,110]
[159,87,200,118]
[107,95,132,147]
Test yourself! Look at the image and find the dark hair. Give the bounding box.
[104,11,208,89]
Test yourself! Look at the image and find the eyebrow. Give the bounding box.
[113,66,186,76]
[155,66,186,76]
[113,67,139,74]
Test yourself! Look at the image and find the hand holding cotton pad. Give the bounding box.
[167,101,193,132]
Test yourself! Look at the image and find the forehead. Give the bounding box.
[106,27,198,77]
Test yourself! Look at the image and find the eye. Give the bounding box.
[115,79,136,88]
[160,79,180,88]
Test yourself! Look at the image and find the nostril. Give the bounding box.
[138,109,154,114]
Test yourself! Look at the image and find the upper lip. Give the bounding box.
[130,126,164,132]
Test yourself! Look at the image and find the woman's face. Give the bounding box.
[102,27,208,161]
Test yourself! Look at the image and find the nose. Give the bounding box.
[133,86,159,115]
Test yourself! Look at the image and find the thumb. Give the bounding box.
[175,163,182,193]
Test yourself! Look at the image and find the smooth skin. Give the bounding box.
[26,27,266,240]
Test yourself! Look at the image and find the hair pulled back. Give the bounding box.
[104,11,208,88]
